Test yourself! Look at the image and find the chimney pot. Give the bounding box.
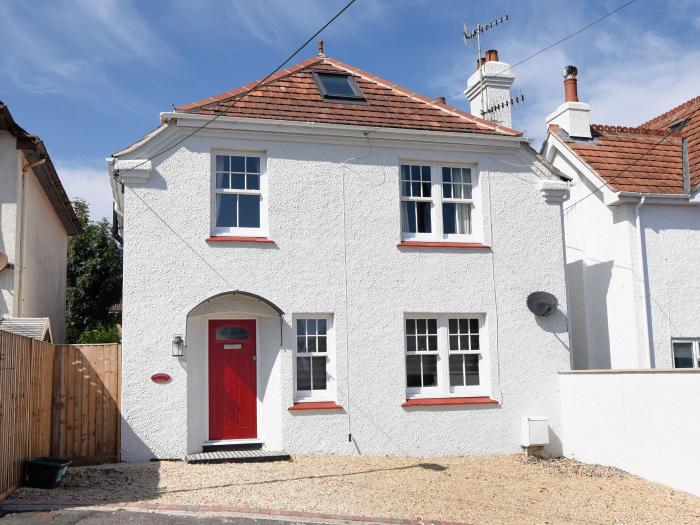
[435,96,446,106]
[563,65,579,102]
[317,39,325,56]
[485,49,499,62]
[545,64,591,138]
[476,57,487,70]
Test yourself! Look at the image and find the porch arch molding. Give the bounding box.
[186,290,285,345]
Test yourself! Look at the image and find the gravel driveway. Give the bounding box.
[7,455,700,524]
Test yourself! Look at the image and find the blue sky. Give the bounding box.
[1,0,699,220]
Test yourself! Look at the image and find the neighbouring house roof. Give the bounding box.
[176,55,522,138]
[0,102,81,235]
[0,317,52,342]
[641,95,700,190]
[549,95,699,195]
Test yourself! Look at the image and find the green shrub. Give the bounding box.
[77,324,121,344]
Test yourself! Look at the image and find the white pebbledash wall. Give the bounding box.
[0,131,20,318]
[115,118,571,460]
[544,136,700,370]
[0,131,69,342]
[560,370,700,496]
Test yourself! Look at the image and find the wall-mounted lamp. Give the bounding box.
[172,335,185,357]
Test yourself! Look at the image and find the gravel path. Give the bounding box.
[9,455,700,524]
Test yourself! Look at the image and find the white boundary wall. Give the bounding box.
[560,370,700,495]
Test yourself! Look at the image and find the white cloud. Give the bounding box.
[55,162,113,221]
[431,3,700,146]
[0,0,173,107]
[171,0,389,51]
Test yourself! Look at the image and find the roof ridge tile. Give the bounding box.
[176,56,324,111]
[320,56,522,136]
[175,54,524,137]
[590,123,681,137]
[639,95,700,128]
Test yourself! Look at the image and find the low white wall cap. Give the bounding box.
[560,368,700,374]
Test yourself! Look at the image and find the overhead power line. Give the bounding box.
[447,0,638,101]
[563,110,696,213]
[114,0,358,178]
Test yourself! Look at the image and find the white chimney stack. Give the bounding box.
[465,49,515,128]
[545,65,591,139]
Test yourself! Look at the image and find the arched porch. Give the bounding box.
[184,291,286,454]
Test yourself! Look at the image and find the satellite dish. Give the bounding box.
[0,252,8,271]
[527,292,558,317]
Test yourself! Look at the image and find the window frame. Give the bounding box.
[210,151,268,237]
[293,314,336,402]
[672,339,700,369]
[398,161,481,243]
[404,314,489,398]
[312,72,365,102]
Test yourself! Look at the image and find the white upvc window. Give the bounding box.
[672,339,700,368]
[400,162,479,242]
[294,315,335,401]
[405,315,489,398]
[211,152,268,236]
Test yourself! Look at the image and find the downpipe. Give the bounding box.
[635,197,654,367]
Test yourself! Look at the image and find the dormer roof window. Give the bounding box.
[313,72,365,102]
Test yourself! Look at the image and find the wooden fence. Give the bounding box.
[51,343,121,464]
[0,330,121,500]
[0,332,53,501]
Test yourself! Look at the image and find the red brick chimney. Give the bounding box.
[545,65,591,139]
[563,65,579,102]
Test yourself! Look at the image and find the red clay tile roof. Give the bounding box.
[552,96,699,194]
[641,96,700,190]
[176,55,521,137]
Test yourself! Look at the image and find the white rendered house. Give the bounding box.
[0,102,80,343]
[109,49,571,460]
[542,67,700,370]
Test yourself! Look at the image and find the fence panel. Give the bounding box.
[0,332,54,500]
[1,331,121,500]
[50,344,121,465]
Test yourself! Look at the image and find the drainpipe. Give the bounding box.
[15,160,29,317]
[634,196,654,368]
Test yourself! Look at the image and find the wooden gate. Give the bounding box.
[50,344,121,464]
[0,331,121,499]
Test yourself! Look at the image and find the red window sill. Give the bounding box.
[397,241,491,249]
[206,236,275,244]
[401,397,498,407]
[288,401,344,411]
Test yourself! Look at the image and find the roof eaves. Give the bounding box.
[0,102,81,235]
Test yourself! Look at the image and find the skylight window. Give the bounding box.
[313,72,365,102]
[668,118,689,133]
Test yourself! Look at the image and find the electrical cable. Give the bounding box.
[563,110,695,214]
[339,129,378,446]
[446,0,637,101]
[485,171,505,404]
[114,0,358,177]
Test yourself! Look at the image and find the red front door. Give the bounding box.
[208,319,257,440]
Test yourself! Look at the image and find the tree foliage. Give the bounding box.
[65,200,122,343]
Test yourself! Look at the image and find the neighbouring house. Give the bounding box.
[542,68,700,370]
[0,102,80,343]
[109,46,571,461]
